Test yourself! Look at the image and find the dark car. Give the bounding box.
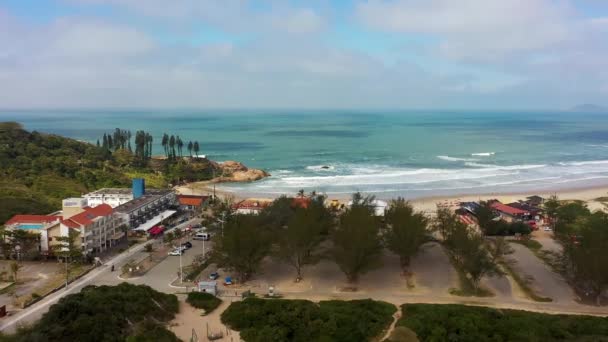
[181,241,193,249]
[209,272,219,280]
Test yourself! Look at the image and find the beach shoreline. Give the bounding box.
[176,180,608,213]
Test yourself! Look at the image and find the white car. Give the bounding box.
[168,249,184,256]
[543,226,553,231]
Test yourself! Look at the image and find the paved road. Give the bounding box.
[0,217,201,333]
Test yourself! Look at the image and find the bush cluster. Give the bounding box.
[221,298,396,342]
[186,292,222,313]
[2,283,180,342]
[398,304,608,341]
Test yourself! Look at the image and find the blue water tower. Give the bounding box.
[132,178,145,199]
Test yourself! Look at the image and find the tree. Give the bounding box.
[10,261,20,282]
[53,229,83,287]
[440,211,500,292]
[176,136,184,158]
[384,198,429,274]
[169,135,176,160]
[568,212,608,305]
[161,133,169,158]
[274,205,331,281]
[331,197,382,283]
[193,141,200,158]
[211,215,272,282]
[297,189,305,198]
[544,195,560,229]
[475,201,498,234]
[187,141,193,158]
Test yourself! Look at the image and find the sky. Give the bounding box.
[1,0,608,110]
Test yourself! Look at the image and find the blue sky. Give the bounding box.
[1,0,608,109]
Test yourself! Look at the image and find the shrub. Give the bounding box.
[221,298,396,342]
[4,283,179,341]
[397,304,608,341]
[186,292,222,314]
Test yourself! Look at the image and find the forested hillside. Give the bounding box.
[0,122,131,222]
[0,122,221,223]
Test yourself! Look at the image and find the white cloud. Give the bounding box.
[356,0,577,60]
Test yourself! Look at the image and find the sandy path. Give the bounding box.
[507,243,576,304]
[170,299,241,342]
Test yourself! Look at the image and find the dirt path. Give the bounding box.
[170,298,241,342]
[379,306,402,342]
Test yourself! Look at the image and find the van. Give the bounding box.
[194,232,210,241]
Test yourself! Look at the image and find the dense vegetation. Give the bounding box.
[435,207,503,295]
[396,303,608,341]
[543,196,608,305]
[0,122,216,223]
[186,292,222,313]
[0,283,180,342]
[221,298,396,342]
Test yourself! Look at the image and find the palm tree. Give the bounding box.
[193,141,200,158]
[298,189,305,198]
[169,135,176,160]
[187,141,193,158]
[176,136,184,158]
[161,133,169,158]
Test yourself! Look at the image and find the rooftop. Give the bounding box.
[491,202,529,216]
[86,188,171,196]
[5,215,62,226]
[233,199,273,210]
[61,204,113,228]
[115,190,174,213]
[178,195,209,207]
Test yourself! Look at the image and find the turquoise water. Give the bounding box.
[4,109,608,198]
[17,224,44,230]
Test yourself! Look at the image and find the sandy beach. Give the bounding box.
[177,181,608,213]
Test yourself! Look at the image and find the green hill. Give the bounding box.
[0,122,218,223]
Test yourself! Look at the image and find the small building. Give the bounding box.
[197,281,218,296]
[491,202,529,222]
[233,199,273,215]
[291,197,311,209]
[177,195,210,211]
[460,202,481,216]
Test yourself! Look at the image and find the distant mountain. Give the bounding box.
[570,104,608,112]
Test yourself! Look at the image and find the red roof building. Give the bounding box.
[177,195,209,209]
[61,204,113,228]
[233,199,272,214]
[491,202,529,222]
[5,215,62,226]
[291,197,311,209]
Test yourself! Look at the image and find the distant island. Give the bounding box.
[570,104,608,112]
[0,122,268,222]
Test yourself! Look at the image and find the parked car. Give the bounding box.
[168,249,184,256]
[209,272,219,280]
[543,226,553,231]
[181,241,193,249]
[192,223,202,229]
[193,232,210,241]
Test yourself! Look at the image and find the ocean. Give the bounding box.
[4,109,608,199]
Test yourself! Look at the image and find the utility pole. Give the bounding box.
[179,233,183,284]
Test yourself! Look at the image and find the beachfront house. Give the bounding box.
[233,199,273,215]
[177,195,210,211]
[490,201,529,222]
